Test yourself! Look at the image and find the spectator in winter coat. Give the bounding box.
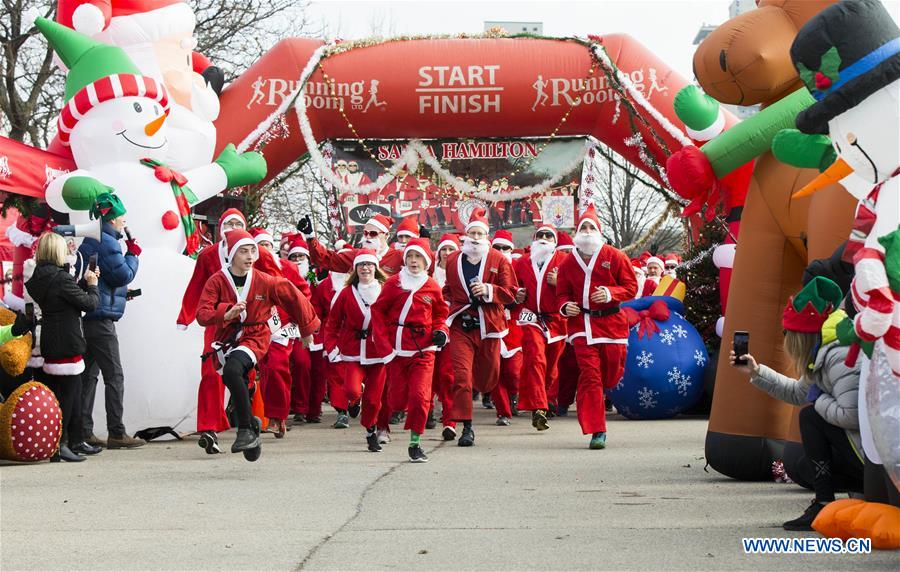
[73,193,144,450]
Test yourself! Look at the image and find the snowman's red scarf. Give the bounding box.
[842,168,900,264]
[139,158,202,258]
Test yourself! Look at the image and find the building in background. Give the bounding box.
[484,21,543,34]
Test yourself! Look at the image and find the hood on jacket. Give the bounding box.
[25,262,66,306]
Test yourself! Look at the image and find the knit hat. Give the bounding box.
[366,213,393,234]
[289,236,310,258]
[404,238,433,267]
[491,229,515,249]
[535,223,558,241]
[556,231,574,251]
[218,208,246,236]
[465,207,489,233]
[250,228,274,246]
[436,233,460,253]
[353,248,379,267]
[782,276,843,333]
[90,191,126,221]
[646,256,665,269]
[576,203,601,232]
[35,18,169,147]
[223,229,257,262]
[396,216,420,238]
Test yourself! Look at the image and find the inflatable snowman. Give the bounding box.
[790,0,899,496]
[55,0,222,171]
[35,18,266,433]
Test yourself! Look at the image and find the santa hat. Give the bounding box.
[639,251,652,265]
[576,203,602,233]
[491,230,515,249]
[556,231,574,251]
[279,232,298,247]
[782,276,843,333]
[366,213,393,234]
[249,228,274,246]
[218,208,246,236]
[396,216,419,238]
[35,18,169,147]
[223,229,256,262]
[56,0,192,38]
[404,238,433,267]
[289,236,310,258]
[437,233,460,253]
[646,256,665,269]
[664,253,679,267]
[353,248,379,267]
[465,207,489,233]
[535,223,558,241]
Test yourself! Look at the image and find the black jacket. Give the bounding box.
[25,262,99,360]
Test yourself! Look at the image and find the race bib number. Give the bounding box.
[267,307,281,333]
[517,310,538,326]
[399,200,413,211]
[275,323,301,340]
[420,199,430,208]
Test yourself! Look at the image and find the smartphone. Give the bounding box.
[124,226,133,241]
[126,289,142,300]
[733,331,750,366]
[88,253,99,273]
[25,302,34,321]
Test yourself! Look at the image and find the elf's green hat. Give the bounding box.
[782,276,843,333]
[877,229,900,291]
[34,17,140,102]
[90,192,127,222]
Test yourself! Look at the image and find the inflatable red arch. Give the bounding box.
[214,35,713,188]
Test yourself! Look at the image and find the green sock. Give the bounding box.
[409,431,421,446]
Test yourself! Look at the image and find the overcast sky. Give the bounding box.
[305,0,900,81]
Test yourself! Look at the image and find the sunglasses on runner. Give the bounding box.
[493,245,512,252]
[535,231,555,240]
[363,230,383,238]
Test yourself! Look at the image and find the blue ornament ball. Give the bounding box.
[608,296,709,420]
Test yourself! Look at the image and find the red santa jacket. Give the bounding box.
[309,275,337,351]
[196,268,320,363]
[513,251,569,343]
[323,283,393,364]
[442,248,517,339]
[555,244,637,345]
[308,239,404,276]
[371,272,449,357]
[178,241,285,328]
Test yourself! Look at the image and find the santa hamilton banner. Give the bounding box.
[328,137,583,234]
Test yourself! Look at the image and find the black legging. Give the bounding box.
[798,405,864,502]
[40,371,85,446]
[864,457,900,506]
[222,351,255,430]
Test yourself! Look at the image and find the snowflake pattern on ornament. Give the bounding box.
[694,350,707,367]
[637,386,659,409]
[659,329,675,346]
[636,350,654,369]
[667,366,693,396]
[672,324,688,339]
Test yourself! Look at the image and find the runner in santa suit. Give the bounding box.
[371,239,449,463]
[178,208,288,452]
[512,223,569,430]
[641,256,665,297]
[489,230,522,426]
[529,191,544,228]
[553,231,577,416]
[632,259,647,300]
[308,269,351,429]
[430,233,459,434]
[663,253,680,279]
[196,230,319,459]
[556,204,637,449]
[299,213,409,277]
[250,229,314,436]
[345,161,371,187]
[442,208,516,447]
[323,249,393,452]
[282,236,317,425]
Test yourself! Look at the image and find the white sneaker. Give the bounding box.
[376,428,391,444]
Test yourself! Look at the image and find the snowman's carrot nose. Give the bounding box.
[144,110,169,136]
[792,157,854,198]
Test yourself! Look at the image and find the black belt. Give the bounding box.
[582,305,620,318]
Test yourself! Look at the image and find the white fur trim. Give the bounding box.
[176,323,188,331]
[403,245,431,268]
[491,237,514,249]
[465,220,489,233]
[227,237,256,261]
[397,229,418,238]
[536,225,558,239]
[219,213,245,233]
[42,359,85,376]
[437,240,459,253]
[686,109,726,142]
[646,256,664,269]
[27,356,45,368]
[367,218,389,233]
[253,232,274,245]
[6,224,37,248]
[289,246,310,257]
[72,4,107,35]
[354,253,379,267]
[482,283,494,303]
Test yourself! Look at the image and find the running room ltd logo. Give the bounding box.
[246,76,387,112]
[417,65,503,114]
[530,67,668,111]
[44,165,69,186]
[0,155,11,179]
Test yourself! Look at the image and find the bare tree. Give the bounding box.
[261,161,342,246]
[591,146,684,255]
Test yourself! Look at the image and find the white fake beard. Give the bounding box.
[399,267,428,291]
[356,281,381,305]
[433,265,447,287]
[361,237,381,250]
[298,261,310,277]
[461,238,489,262]
[501,251,512,262]
[531,240,556,266]
[331,272,348,290]
[574,232,603,256]
[394,241,406,251]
